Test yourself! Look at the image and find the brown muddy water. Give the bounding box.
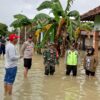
[0,51,100,100]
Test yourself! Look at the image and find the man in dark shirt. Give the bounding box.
[0,36,6,57]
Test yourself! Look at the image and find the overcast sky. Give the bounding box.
[0,0,100,27]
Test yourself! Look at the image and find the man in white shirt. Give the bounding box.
[4,34,21,95]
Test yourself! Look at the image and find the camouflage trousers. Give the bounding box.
[44,63,55,75]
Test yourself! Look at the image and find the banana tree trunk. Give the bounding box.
[61,31,67,57]
[56,18,65,38]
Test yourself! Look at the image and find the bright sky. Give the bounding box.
[0,0,100,28]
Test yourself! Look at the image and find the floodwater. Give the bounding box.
[0,51,100,100]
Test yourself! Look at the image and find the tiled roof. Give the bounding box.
[81,6,100,21]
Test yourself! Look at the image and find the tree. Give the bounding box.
[10,14,32,42]
[0,23,8,36]
[20,17,32,41]
[33,13,54,48]
[37,0,80,56]
[37,0,80,43]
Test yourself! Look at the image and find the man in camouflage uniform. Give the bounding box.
[43,43,58,75]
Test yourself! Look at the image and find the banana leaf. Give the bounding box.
[35,24,56,48]
[68,10,80,25]
[33,13,51,27]
[10,20,22,28]
[80,23,92,31]
[20,18,31,26]
[50,28,55,42]
[14,14,27,19]
[37,1,52,11]
[65,0,74,12]
[67,21,74,42]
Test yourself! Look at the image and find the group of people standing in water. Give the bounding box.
[3,33,97,95]
[43,42,97,77]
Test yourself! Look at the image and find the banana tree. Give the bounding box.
[37,0,80,42]
[37,0,64,49]
[33,13,54,46]
[10,18,22,44]
[10,14,27,37]
[20,17,32,41]
[37,0,64,22]
[37,0,80,56]
[11,14,32,42]
[10,18,22,52]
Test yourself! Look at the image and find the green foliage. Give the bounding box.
[14,14,27,19]
[33,13,51,26]
[10,20,22,28]
[80,22,93,31]
[65,0,74,11]
[67,21,74,41]
[36,24,56,48]
[37,1,52,11]
[20,18,31,26]
[34,13,51,21]
[11,14,32,28]
[68,10,80,21]
[37,0,80,44]
[32,13,53,32]
[0,23,8,36]
[37,0,64,22]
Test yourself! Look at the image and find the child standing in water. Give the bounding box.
[83,47,97,77]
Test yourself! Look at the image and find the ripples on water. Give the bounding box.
[0,52,100,100]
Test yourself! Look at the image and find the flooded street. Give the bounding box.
[0,51,100,100]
